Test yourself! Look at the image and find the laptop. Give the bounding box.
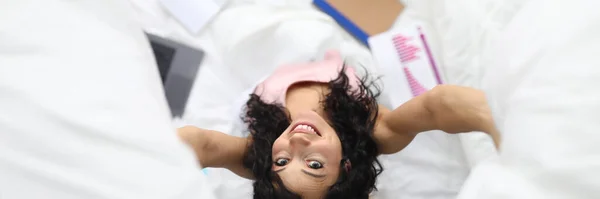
[146,33,205,117]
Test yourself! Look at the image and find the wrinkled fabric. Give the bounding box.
[460,0,600,198]
[0,0,215,199]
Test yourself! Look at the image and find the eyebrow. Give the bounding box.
[301,169,327,178]
[274,167,286,173]
[274,168,327,178]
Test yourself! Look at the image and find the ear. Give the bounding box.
[343,158,352,173]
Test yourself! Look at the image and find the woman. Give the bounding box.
[178,50,498,199]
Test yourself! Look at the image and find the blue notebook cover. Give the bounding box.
[313,0,370,46]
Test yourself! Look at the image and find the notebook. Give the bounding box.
[313,0,404,46]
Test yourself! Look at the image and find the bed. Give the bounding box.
[128,0,496,198]
[4,0,599,198]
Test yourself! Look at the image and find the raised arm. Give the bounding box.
[177,126,254,179]
[374,85,500,154]
[374,93,434,154]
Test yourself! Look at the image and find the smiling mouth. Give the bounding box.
[291,123,321,136]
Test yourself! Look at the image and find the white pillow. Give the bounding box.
[0,1,214,199]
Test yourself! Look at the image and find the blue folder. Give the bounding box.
[313,0,370,47]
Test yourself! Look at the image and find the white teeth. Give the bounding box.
[294,124,316,133]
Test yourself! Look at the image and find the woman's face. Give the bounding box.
[271,110,343,199]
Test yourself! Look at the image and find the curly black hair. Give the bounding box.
[242,65,383,199]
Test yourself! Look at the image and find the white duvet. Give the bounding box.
[131,0,475,198]
[2,0,600,199]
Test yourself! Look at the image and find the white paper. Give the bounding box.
[369,23,442,107]
[159,0,221,34]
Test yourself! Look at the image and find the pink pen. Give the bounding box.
[418,27,443,84]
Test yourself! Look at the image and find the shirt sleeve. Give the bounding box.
[458,0,600,198]
[0,1,215,199]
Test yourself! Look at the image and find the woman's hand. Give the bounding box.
[425,85,495,134]
[375,85,499,154]
[177,126,254,179]
[426,85,500,147]
[177,126,225,168]
[374,107,417,154]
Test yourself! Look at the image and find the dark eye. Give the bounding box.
[274,158,289,166]
[307,160,323,169]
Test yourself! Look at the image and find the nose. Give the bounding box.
[292,110,325,122]
[289,133,311,148]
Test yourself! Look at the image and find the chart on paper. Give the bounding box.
[369,23,443,106]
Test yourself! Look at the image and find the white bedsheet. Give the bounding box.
[129,0,480,198]
[459,0,600,198]
[0,1,215,198]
